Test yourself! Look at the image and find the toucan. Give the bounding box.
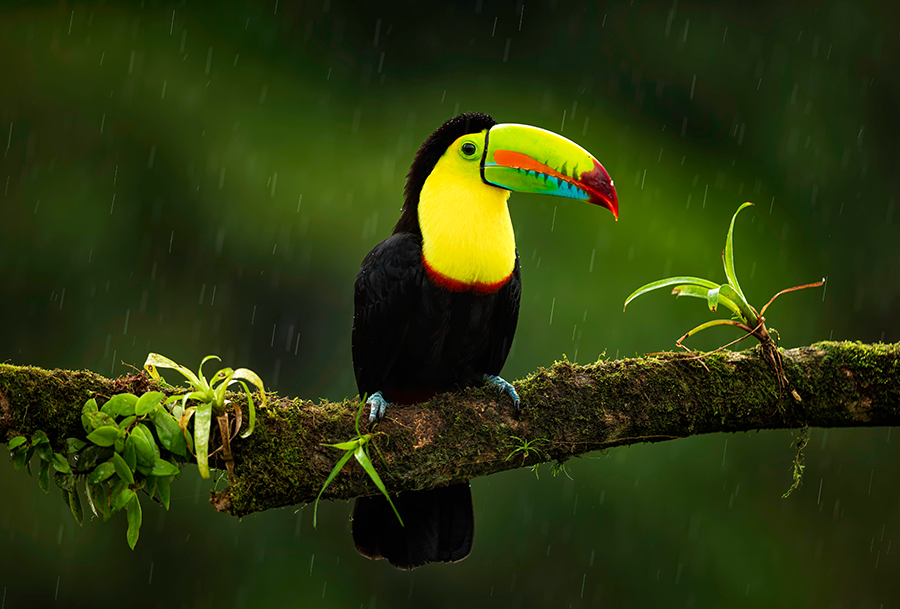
[351,112,618,570]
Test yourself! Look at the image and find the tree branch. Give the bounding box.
[2,341,897,518]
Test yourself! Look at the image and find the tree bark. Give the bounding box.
[1,341,897,518]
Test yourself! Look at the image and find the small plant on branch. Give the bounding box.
[623,202,824,395]
[314,397,402,528]
[143,353,266,481]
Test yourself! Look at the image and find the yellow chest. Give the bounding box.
[418,165,516,291]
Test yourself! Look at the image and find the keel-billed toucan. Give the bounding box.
[351,112,618,570]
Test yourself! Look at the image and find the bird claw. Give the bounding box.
[366,391,390,423]
[482,374,520,411]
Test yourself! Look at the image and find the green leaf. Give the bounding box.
[118,415,136,431]
[101,393,138,417]
[150,458,180,477]
[78,445,112,472]
[123,436,138,471]
[112,451,135,485]
[135,391,165,416]
[114,432,125,454]
[314,448,355,528]
[38,459,50,493]
[35,443,52,462]
[146,475,158,500]
[323,439,362,451]
[126,495,142,549]
[51,452,72,474]
[111,485,134,514]
[54,471,75,492]
[231,370,266,438]
[88,461,116,484]
[723,202,753,302]
[12,445,29,471]
[678,318,751,343]
[83,397,98,414]
[83,411,118,433]
[8,436,27,450]
[84,479,100,518]
[66,438,87,454]
[87,426,120,447]
[354,444,403,527]
[718,284,759,327]
[129,425,156,467]
[706,286,720,312]
[144,353,202,390]
[624,276,720,311]
[31,430,50,446]
[158,476,171,510]
[670,285,743,318]
[198,355,221,387]
[194,400,213,479]
[68,487,84,526]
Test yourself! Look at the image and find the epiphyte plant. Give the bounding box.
[144,353,267,480]
[623,202,824,391]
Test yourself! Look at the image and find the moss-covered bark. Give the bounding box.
[2,341,898,518]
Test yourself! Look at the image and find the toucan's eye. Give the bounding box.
[461,142,477,157]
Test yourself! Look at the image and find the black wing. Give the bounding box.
[477,251,521,376]
[352,232,424,398]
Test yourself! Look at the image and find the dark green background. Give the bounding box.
[1,1,897,607]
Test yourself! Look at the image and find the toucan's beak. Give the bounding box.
[481,124,618,220]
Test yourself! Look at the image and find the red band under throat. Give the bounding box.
[422,255,511,295]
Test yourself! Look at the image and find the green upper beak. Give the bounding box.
[480,123,619,220]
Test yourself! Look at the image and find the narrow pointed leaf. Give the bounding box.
[144,353,202,389]
[198,355,221,387]
[322,439,362,451]
[237,381,256,439]
[671,285,743,317]
[123,436,138,471]
[38,459,50,493]
[354,445,403,526]
[68,488,84,526]
[624,276,720,311]
[112,451,135,485]
[723,202,753,302]
[158,476,171,510]
[84,480,99,518]
[677,318,752,344]
[314,449,355,528]
[706,286,720,311]
[194,400,213,479]
[126,495,142,549]
[718,283,759,326]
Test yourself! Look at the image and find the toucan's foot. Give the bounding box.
[481,374,520,411]
[367,391,390,423]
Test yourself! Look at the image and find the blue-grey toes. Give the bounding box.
[481,374,521,411]
[367,391,390,423]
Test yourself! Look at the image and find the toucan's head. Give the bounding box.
[396,112,618,234]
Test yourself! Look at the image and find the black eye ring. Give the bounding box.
[461,142,477,156]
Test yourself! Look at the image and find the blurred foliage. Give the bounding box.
[0,0,896,607]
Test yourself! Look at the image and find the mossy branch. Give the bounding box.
[2,340,897,518]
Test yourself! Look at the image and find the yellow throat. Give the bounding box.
[418,134,516,291]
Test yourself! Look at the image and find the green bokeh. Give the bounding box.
[1,1,896,607]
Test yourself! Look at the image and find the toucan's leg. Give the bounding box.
[481,374,520,411]
[366,391,390,423]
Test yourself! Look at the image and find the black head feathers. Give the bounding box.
[394,112,496,235]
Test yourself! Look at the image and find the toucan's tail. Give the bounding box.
[352,482,474,570]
